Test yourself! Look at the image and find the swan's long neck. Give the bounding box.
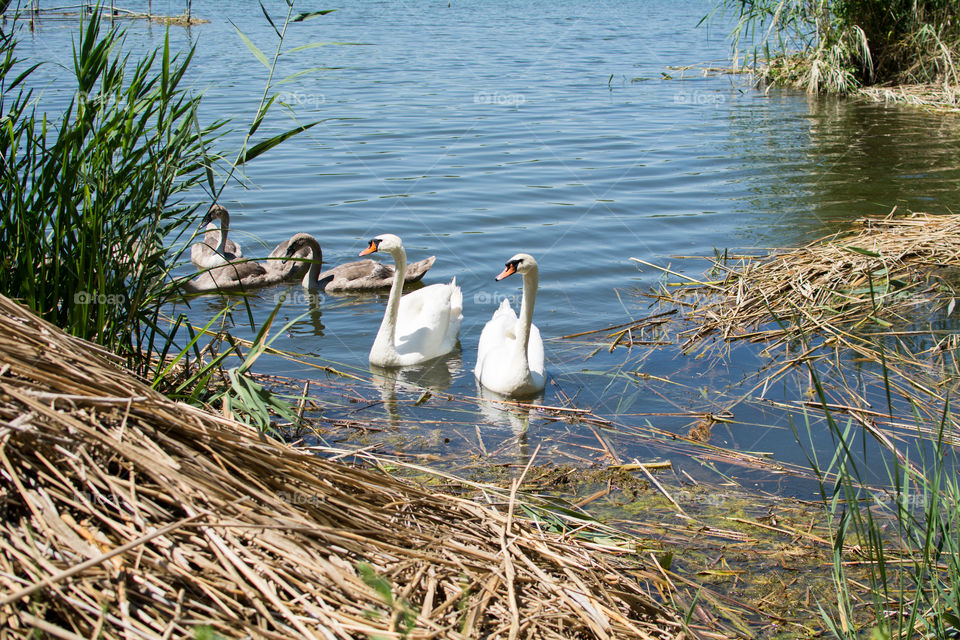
[301,239,323,288]
[376,246,407,355]
[214,217,228,255]
[516,266,538,365]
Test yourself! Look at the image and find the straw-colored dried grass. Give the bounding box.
[859,83,960,111]
[665,211,960,351]
[0,294,681,639]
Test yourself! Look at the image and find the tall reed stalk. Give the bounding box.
[801,364,959,637]
[0,12,222,378]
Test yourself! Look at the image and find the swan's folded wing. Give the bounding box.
[321,259,393,291]
[487,298,518,334]
[403,256,436,284]
[183,260,267,294]
[526,323,545,376]
[266,238,312,280]
[475,299,518,376]
[395,281,461,357]
[192,228,242,268]
[267,238,291,260]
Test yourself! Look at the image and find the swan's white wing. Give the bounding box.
[526,323,545,377]
[475,299,516,370]
[475,298,519,379]
[394,279,462,362]
[475,298,545,396]
[445,280,463,350]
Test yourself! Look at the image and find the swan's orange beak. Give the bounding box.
[359,240,378,257]
[495,263,517,281]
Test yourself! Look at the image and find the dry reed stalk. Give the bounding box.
[859,83,960,111]
[657,211,960,353]
[0,294,687,639]
[638,210,960,457]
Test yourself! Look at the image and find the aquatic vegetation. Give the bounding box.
[0,4,327,423]
[711,0,960,94]
[632,209,960,636]
[0,12,221,370]
[0,295,686,639]
[803,368,960,638]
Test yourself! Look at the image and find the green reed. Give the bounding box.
[710,0,960,92]
[0,4,326,427]
[799,365,959,637]
[0,12,223,377]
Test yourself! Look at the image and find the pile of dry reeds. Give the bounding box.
[0,294,682,639]
[860,83,960,111]
[659,211,960,352]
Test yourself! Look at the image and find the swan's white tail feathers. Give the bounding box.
[448,278,463,315]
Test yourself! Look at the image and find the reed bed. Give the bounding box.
[621,211,960,474]
[716,0,960,94]
[0,293,688,640]
[859,83,960,111]
[653,211,960,352]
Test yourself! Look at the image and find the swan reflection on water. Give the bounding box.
[367,348,547,440]
[369,350,463,420]
[476,383,544,437]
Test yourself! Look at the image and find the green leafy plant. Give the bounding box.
[213,301,308,433]
[357,561,418,638]
[0,12,223,371]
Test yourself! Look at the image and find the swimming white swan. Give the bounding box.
[359,233,462,367]
[282,233,436,291]
[191,204,243,268]
[474,253,545,397]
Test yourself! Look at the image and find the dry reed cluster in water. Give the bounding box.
[0,294,682,639]
[636,211,960,455]
[659,211,960,352]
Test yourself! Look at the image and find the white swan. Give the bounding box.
[282,233,436,291]
[474,253,545,397]
[191,204,243,268]
[359,233,462,367]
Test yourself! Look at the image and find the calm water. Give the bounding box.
[17,1,960,495]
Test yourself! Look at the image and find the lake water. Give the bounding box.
[17,0,960,497]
